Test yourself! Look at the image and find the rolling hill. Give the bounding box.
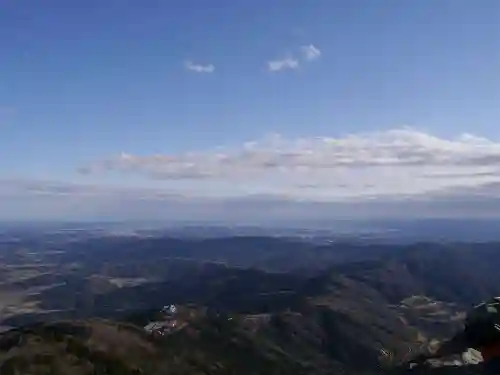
[2,236,500,374]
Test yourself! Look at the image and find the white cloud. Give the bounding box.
[184,60,215,73]
[267,57,299,72]
[267,44,320,72]
[300,44,321,61]
[80,128,500,202]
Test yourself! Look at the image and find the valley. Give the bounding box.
[0,225,499,374]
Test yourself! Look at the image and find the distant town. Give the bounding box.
[143,304,186,337]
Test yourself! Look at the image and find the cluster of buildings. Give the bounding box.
[143,304,179,337]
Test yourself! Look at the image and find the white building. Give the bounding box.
[162,304,177,314]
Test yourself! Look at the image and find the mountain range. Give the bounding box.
[1,231,500,374]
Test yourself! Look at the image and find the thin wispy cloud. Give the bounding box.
[267,43,320,72]
[0,178,188,200]
[184,60,215,73]
[300,44,321,61]
[80,128,500,202]
[267,57,299,72]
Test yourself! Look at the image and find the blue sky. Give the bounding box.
[1,0,500,222]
